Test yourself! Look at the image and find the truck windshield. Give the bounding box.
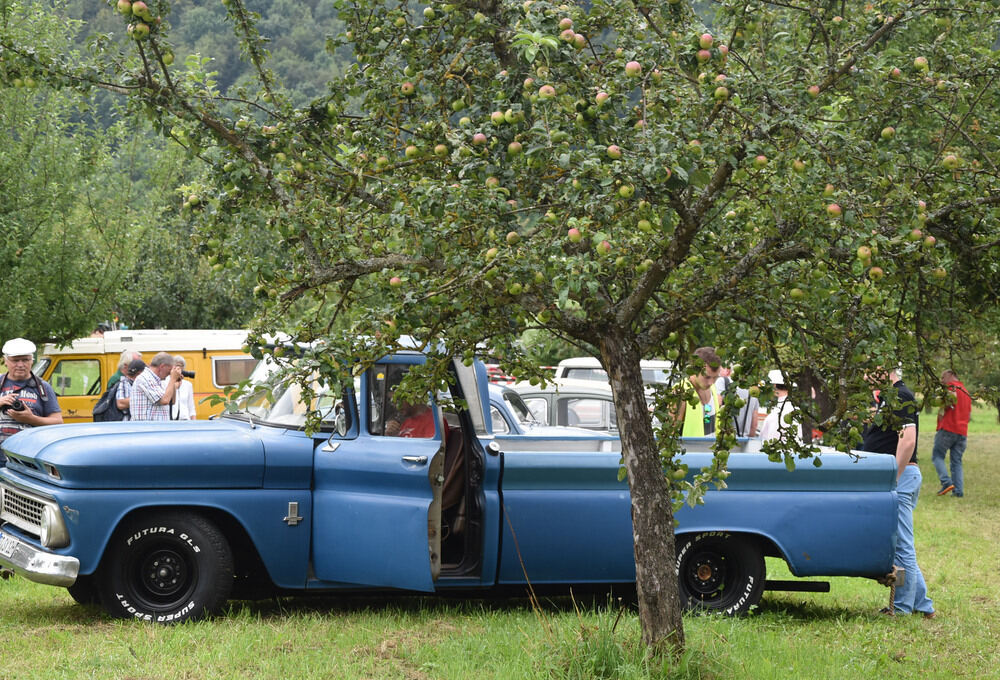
[228,368,350,430]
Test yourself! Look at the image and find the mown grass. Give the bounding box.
[1,409,997,679]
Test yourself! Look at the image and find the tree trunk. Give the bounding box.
[599,333,685,654]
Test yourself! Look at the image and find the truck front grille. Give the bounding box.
[0,483,46,536]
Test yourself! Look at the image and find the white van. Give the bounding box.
[32,329,258,422]
[554,357,673,385]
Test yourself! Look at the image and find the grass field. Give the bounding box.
[1,408,997,679]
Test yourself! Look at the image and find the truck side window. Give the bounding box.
[368,364,435,438]
[49,359,101,396]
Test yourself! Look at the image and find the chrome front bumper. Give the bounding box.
[0,528,79,587]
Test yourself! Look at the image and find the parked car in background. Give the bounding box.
[513,378,647,432]
[488,383,619,452]
[554,356,672,385]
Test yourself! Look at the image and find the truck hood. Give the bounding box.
[2,420,264,489]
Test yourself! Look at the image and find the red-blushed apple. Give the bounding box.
[596,240,612,256]
[538,84,556,98]
[917,200,927,210]
[913,56,929,71]
[699,33,713,49]
[560,28,575,42]
[400,81,415,96]
[131,21,149,39]
[923,235,937,248]
[696,49,711,62]
[881,126,895,140]
[634,119,646,129]
[558,17,573,30]
[827,203,843,218]
[718,44,729,56]
[116,0,132,15]
[857,245,872,260]
[485,176,499,188]
[725,210,737,219]
[606,145,622,159]
[807,85,820,97]
[434,144,448,157]
[792,159,806,173]
[508,141,522,155]
[625,61,642,77]
[753,154,768,169]
[573,34,586,50]
[490,110,505,124]
[506,231,520,245]
[472,132,487,146]
[907,228,923,241]
[567,228,583,243]
[131,0,151,20]
[868,266,885,281]
[389,276,403,287]
[523,77,534,89]
[714,86,729,100]
[941,154,959,170]
[595,91,609,106]
[889,67,902,79]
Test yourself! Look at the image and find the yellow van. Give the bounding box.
[32,330,259,422]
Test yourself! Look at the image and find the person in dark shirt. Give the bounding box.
[861,367,935,618]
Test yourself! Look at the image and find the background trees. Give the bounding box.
[3,0,1000,654]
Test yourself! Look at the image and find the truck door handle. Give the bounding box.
[402,455,428,465]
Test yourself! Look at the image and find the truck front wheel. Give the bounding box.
[675,532,764,615]
[99,511,234,623]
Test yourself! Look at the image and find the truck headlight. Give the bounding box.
[40,505,70,549]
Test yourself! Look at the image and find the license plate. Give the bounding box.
[0,531,17,558]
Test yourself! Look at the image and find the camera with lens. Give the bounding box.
[181,370,196,379]
[0,398,25,415]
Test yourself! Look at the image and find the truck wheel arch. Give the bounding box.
[675,531,767,615]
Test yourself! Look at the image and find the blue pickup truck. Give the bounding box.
[0,352,898,623]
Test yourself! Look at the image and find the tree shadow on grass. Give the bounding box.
[753,596,888,623]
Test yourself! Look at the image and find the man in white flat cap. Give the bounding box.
[0,338,63,459]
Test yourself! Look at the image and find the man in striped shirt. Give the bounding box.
[130,352,183,421]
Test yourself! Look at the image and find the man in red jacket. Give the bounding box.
[933,369,972,497]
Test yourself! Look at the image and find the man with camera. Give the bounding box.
[129,351,184,421]
[0,338,63,460]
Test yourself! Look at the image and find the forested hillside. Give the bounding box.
[64,0,347,102]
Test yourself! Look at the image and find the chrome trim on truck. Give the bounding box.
[0,527,79,587]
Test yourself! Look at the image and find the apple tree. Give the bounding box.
[7,0,1000,652]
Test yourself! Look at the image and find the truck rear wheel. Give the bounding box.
[675,532,764,615]
[99,511,233,623]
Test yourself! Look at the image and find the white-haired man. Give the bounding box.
[130,351,183,421]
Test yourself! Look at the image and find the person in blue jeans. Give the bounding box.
[862,368,935,618]
[932,369,971,497]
